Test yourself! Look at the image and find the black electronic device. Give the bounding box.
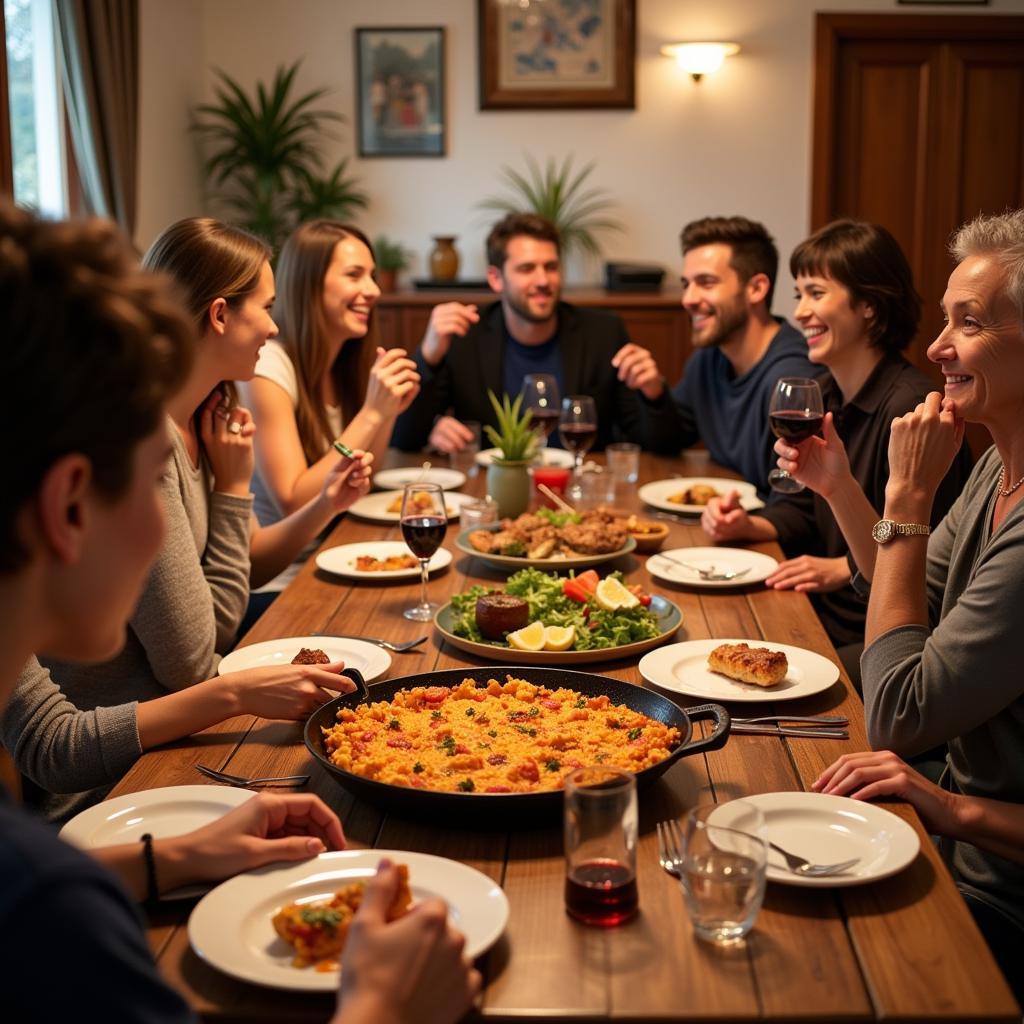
[604,262,665,292]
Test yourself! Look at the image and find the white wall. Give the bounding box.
[138,0,1024,306]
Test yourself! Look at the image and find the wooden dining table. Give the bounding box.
[109,451,1021,1023]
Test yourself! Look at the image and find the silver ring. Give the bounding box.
[228,421,242,435]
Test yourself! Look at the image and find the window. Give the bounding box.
[4,0,66,215]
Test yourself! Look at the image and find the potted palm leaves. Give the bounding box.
[484,391,538,518]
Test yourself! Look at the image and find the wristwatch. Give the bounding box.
[871,519,930,544]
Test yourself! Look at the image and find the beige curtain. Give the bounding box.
[53,0,138,233]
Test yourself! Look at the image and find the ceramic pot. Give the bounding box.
[486,459,531,518]
[376,268,397,293]
[429,236,459,281]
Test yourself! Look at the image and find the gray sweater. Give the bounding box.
[30,423,252,821]
[862,446,1024,924]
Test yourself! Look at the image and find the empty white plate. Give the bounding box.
[372,467,466,491]
[218,636,391,683]
[639,477,764,515]
[647,547,779,589]
[315,541,452,580]
[711,792,920,887]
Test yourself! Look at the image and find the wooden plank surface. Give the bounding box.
[108,452,1018,1022]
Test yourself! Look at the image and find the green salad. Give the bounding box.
[449,568,662,651]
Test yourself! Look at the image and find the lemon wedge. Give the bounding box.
[543,624,576,652]
[508,620,546,652]
[594,577,640,612]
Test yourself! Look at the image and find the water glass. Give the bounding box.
[459,496,498,531]
[564,766,638,927]
[681,802,766,945]
[606,442,640,483]
[449,420,481,477]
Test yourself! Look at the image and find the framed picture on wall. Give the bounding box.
[478,0,635,110]
[355,27,446,157]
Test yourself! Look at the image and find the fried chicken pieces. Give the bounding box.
[468,508,628,559]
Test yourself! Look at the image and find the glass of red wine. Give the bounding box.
[521,373,561,457]
[564,766,638,927]
[399,482,447,621]
[768,377,824,494]
[559,395,598,500]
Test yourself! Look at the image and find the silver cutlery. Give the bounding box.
[312,633,427,653]
[196,764,311,788]
[766,843,859,878]
[656,553,750,582]
[733,714,848,726]
[730,725,849,739]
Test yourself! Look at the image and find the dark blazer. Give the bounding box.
[391,301,679,452]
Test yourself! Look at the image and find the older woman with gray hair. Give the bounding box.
[776,208,1024,1000]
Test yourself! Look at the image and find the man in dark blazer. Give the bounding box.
[390,213,679,453]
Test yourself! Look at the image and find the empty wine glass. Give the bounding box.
[559,395,597,501]
[399,482,447,621]
[521,374,561,458]
[768,377,824,494]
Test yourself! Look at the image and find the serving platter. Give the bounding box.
[456,524,636,571]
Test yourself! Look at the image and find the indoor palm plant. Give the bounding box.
[484,391,538,517]
[192,61,368,252]
[373,235,411,293]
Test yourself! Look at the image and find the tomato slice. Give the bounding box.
[562,578,590,603]
[575,570,600,594]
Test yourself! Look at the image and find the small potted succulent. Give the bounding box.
[373,236,410,293]
[484,390,538,518]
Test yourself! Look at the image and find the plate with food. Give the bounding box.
[711,793,920,888]
[315,541,452,580]
[646,547,779,589]
[348,489,474,524]
[456,507,636,570]
[435,567,681,665]
[372,467,466,491]
[217,636,391,683]
[61,786,254,898]
[188,849,510,991]
[475,446,575,469]
[304,666,729,820]
[638,478,764,515]
[639,638,840,703]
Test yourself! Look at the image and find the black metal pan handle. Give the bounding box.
[679,703,731,755]
[340,666,367,701]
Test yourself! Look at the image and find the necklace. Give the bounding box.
[998,466,1024,497]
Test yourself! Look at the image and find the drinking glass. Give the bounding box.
[768,377,824,494]
[559,395,598,501]
[681,802,767,945]
[564,766,638,927]
[606,442,640,484]
[399,483,447,621]
[449,420,481,477]
[459,496,498,532]
[521,374,561,454]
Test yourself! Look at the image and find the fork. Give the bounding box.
[733,715,848,726]
[657,553,750,582]
[196,764,311,788]
[313,633,427,653]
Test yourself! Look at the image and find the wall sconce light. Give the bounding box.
[660,42,740,82]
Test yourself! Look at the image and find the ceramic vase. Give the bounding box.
[429,236,459,281]
[486,460,531,518]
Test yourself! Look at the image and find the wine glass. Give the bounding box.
[559,395,598,500]
[399,482,447,621]
[768,377,824,493]
[521,373,561,459]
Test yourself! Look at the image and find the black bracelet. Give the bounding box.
[140,832,159,908]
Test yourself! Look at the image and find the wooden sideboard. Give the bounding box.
[376,287,692,385]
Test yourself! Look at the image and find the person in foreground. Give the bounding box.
[391,212,679,453]
[0,205,479,1022]
[777,209,1024,998]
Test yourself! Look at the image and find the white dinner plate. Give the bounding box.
[710,792,920,887]
[639,638,840,703]
[315,541,452,580]
[475,447,575,469]
[646,547,780,589]
[372,467,466,491]
[639,477,764,515]
[217,636,391,683]
[61,786,255,899]
[188,849,510,991]
[348,490,474,524]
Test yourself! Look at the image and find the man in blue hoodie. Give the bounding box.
[613,216,816,497]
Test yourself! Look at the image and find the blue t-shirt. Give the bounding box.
[503,329,566,447]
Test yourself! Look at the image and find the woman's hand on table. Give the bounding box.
[765,554,850,593]
[225,661,355,719]
[813,750,959,836]
[334,859,481,1024]
[158,793,346,892]
[364,346,421,419]
[201,393,256,497]
[774,412,852,500]
[322,449,374,513]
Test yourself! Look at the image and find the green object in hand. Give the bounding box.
[333,440,355,459]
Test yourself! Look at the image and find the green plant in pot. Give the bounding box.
[373,236,410,293]
[484,391,538,518]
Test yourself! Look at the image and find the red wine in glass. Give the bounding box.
[400,516,446,559]
[564,859,639,926]
[559,422,598,454]
[530,408,561,438]
[400,483,446,621]
[769,410,824,444]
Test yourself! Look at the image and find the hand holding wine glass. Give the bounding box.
[559,395,597,500]
[521,374,561,452]
[399,483,447,622]
[768,378,824,494]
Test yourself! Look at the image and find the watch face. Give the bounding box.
[872,519,894,543]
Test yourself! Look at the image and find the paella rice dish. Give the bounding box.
[321,676,681,794]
